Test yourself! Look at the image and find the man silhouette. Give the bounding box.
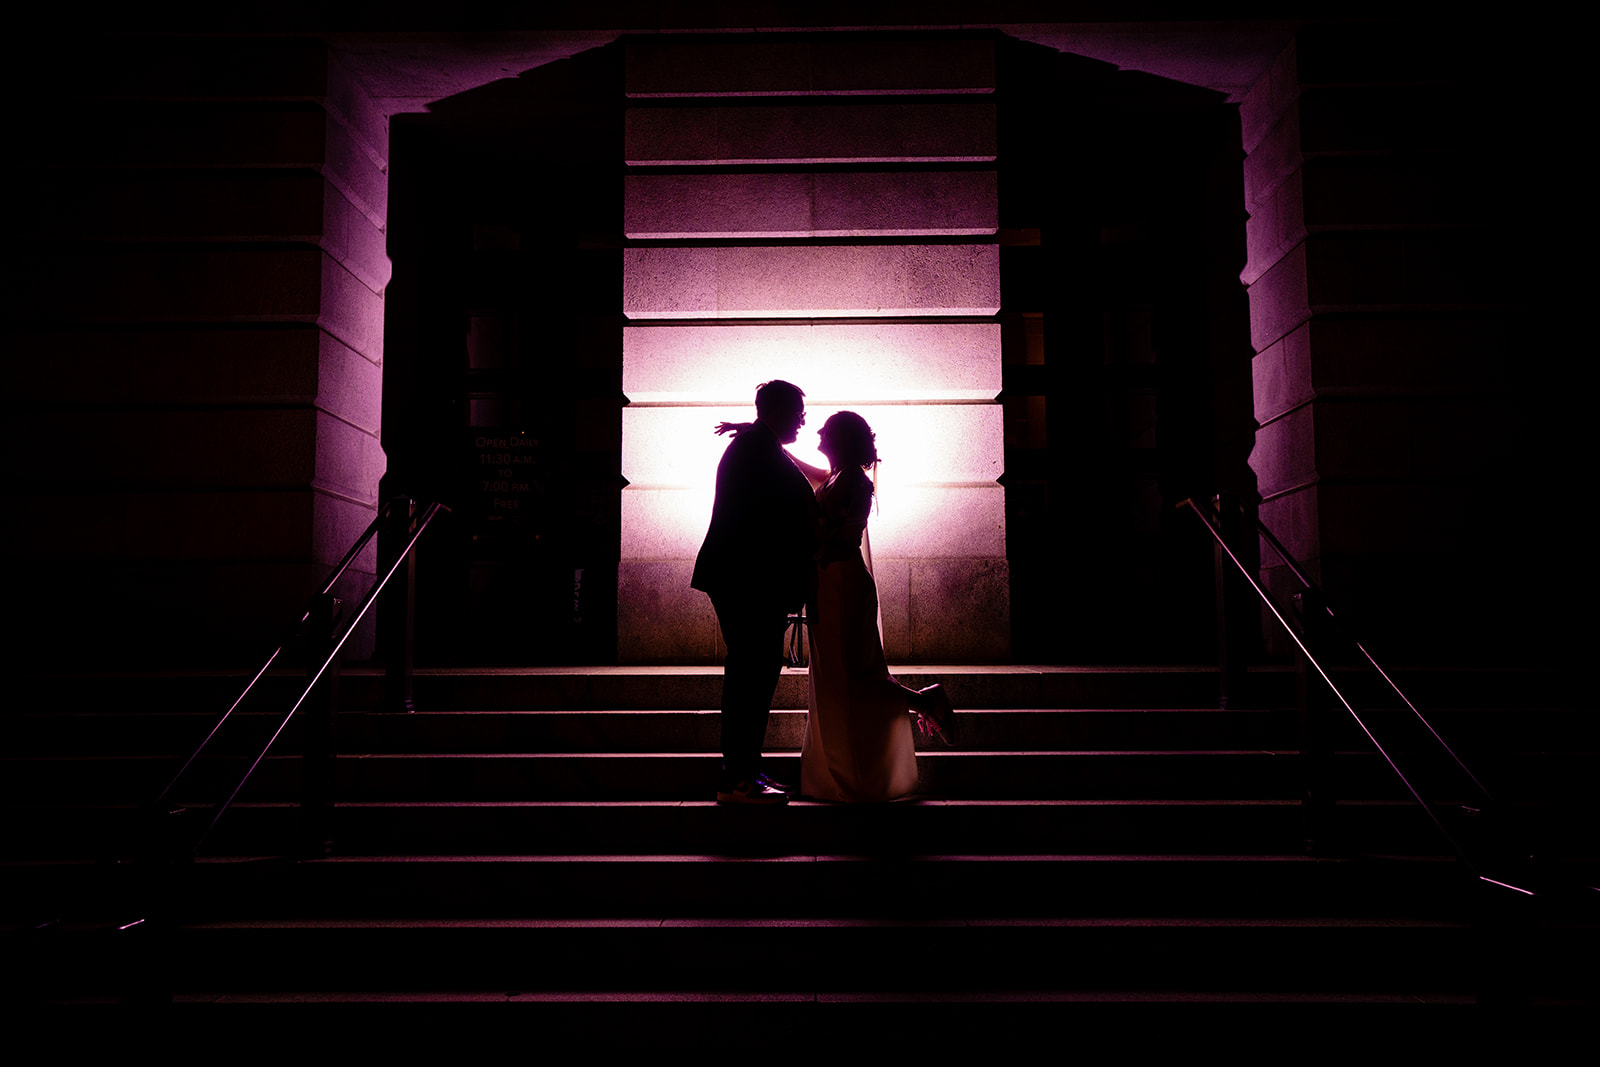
[691,380,817,804]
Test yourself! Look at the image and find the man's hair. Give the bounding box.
[754,379,805,417]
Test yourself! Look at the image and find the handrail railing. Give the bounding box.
[1250,510,1497,805]
[153,496,448,855]
[1178,496,1530,895]
[155,495,401,806]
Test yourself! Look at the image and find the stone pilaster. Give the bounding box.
[8,37,390,663]
[1240,24,1523,655]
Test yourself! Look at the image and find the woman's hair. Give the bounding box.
[822,411,879,468]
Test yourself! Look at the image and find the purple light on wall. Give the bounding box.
[616,33,1007,661]
[624,101,996,166]
[625,171,998,239]
[622,322,1001,403]
[623,245,1000,319]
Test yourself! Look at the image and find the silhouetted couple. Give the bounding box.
[690,380,956,805]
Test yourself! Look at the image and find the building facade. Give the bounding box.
[7,11,1564,669]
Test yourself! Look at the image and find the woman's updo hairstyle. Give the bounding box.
[823,411,878,468]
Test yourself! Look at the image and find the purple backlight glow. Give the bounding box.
[621,403,1003,559]
[621,319,1003,554]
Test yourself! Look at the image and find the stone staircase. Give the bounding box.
[4,665,1595,1017]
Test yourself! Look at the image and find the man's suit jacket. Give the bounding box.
[691,423,818,612]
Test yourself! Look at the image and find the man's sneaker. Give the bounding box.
[757,772,795,795]
[716,779,791,805]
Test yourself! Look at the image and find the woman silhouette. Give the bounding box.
[715,410,956,802]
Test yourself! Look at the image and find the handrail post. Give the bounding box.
[122,822,183,1005]
[1294,588,1337,856]
[302,592,340,857]
[380,496,418,714]
[1211,494,1248,709]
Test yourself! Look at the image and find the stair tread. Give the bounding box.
[174,915,1476,929]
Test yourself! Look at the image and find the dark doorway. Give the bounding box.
[384,45,625,665]
[995,38,1256,663]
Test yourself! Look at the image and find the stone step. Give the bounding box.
[10,744,1592,806]
[21,914,1595,1005]
[21,665,1295,713]
[0,707,1298,756]
[5,798,1311,859]
[16,795,1587,868]
[8,749,1488,804]
[24,662,1584,715]
[14,703,1592,757]
[1,851,1529,921]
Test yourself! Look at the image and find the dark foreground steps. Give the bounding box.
[4,665,1595,1009]
[10,865,1587,1004]
[10,842,1597,1006]
[16,915,1587,1000]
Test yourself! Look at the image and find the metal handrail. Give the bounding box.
[154,497,448,853]
[154,495,411,805]
[1250,513,1496,805]
[1178,496,1527,894]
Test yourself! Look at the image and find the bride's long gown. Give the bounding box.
[799,467,919,802]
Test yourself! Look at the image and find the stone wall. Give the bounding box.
[8,38,390,664]
[617,35,1009,663]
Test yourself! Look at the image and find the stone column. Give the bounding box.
[9,37,390,662]
[616,36,1009,664]
[1240,25,1521,656]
